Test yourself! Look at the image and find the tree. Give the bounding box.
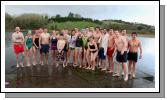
[68,12,74,18]
[56,14,61,18]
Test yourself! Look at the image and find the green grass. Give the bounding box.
[47,21,101,30]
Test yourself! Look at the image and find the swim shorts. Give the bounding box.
[41,44,50,54]
[116,50,127,62]
[127,51,138,62]
[107,47,114,57]
[13,44,24,54]
[98,47,106,59]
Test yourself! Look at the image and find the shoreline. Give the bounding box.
[127,34,155,38]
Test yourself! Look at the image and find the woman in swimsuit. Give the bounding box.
[50,30,58,65]
[32,29,40,65]
[87,36,98,70]
[25,30,33,66]
[82,30,89,69]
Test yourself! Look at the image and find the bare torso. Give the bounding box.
[12,32,24,45]
[93,32,101,43]
[115,36,128,52]
[108,35,115,48]
[41,33,50,44]
[128,39,141,53]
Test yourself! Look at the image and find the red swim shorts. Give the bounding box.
[107,47,114,57]
[13,44,24,54]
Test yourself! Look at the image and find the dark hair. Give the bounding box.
[131,32,137,35]
[95,27,100,29]
[60,33,64,36]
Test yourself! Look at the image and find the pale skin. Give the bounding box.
[39,29,50,65]
[51,30,58,65]
[107,29,115,72]
[128,34,142,77]
[57,35,66,66]
[82,32,89,68]
[87,38,98,70]
[113,31,128,81]
[38,28,43,64]
[25,33,33,66]
[12,27,25,67]
[32,30,40,65]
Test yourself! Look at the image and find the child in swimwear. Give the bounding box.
[57,33,66,67]
[25,30,33,66]
[50,30,58,65]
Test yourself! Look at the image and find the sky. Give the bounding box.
[5,5,155,25]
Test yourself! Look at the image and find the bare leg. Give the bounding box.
[122,62,128,81]
[46,53,49,65]
[52,50,56,65]
[110,57,114,72]
[92,52,98,70]
[15,54,19,67]
[32,47,37,65]
[41,53,44,65]
[86,50,90,68]
[132,61,136,78]
[128,60,133,75]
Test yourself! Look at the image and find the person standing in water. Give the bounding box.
[39,28,50,65]
[50,30,58,65]
[113,30,128,81]
[25,30,33,66]
[32,29,40,65]
[106,29,115,73]
[56,33,66,67]
[82,30,89,69]
[128,32,142,78]
[98,28,109,71]
[87,36,98,70]
[12,27,25,67]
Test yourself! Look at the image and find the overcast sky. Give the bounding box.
[5,5,155,25]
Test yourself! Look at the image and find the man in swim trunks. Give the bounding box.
[39,28,50,65]
[113,30,128,81]
[107,29,115,73]
[12,27,25,67]
[128,32,142,78]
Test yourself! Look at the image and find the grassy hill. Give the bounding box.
[47,21,101,30]
[5,13,155,35]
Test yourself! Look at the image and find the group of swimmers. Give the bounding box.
[12,26,142,81]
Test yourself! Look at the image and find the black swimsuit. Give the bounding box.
[34,37,39,49]
[89,44,97,53]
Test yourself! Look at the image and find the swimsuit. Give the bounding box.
[82,37,88,50]
[33,37,39,49]
[89,44,97,53]
[41,44,50,54]
[127,51,138,62]
[13,44,24,54]
[26,37,33,49]
[116,50,128,62]
[98,47,106,59]
[107,47,115,57]
[51,36,57,50]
